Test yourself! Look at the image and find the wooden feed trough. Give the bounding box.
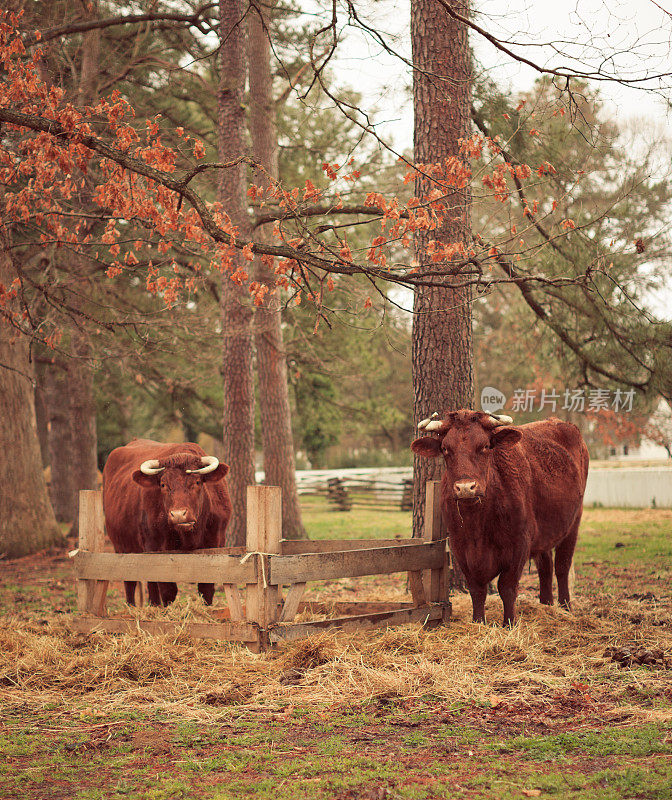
[70,482,450,651]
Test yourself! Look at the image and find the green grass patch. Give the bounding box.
[492,723,672,760]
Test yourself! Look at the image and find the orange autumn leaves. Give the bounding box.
[1,11,575,318]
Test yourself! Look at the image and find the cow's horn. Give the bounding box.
[140,459,165,475]
[489,414,514,426]
[418,412,440,430]
[185,455,219,475]
[425,420,445,431]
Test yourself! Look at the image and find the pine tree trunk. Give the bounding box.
[218,0,256,546]
[69,333,99,530]
[0,221,61,557]
[411,0,474,555]
[248,3,306,539]
[43,360,77,523]
[65,11,101,534]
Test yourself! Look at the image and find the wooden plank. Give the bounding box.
[281,538,415,555]
[72,551,255,584]
[298,600,413,615]
[408,570,427,606]
[77,490,108,617]
[245,486,282,651]
[71,616,259,642]
[279,582,306,622]
[269,605,444,643]
[269,540,445,585]
[223,584,245,622]
[163,546,247,556]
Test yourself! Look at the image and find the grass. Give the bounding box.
[301,494,411,539]
[2,707,671,799]
[1,505,672,798]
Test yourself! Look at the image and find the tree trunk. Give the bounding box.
[43,360,77,523]
[248,2,306,539]
[0,221,61,557]
[218,0,256,546]
[411,0,474,554]
[66,10,101,533]
[70,333,99,491]
[34,368,50,468]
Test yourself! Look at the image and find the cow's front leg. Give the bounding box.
[197,583,215,606]
[497,568,521,627]
[466,580,488,623]
[124,580,137,606]
[159,582,178,606]
[147,581,162,606]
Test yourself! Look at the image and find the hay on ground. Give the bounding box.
[1,589,671,722]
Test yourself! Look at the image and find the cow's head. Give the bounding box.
[132,453,229,544]
[411,410,522,503]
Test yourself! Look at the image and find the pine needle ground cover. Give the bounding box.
[1,507,672,799]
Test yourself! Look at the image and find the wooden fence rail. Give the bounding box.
[71,483,450,651]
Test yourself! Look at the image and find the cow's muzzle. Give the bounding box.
[169,508,196,528]
[453,481,484,501]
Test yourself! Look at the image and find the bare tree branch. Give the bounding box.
[22,4,218,47]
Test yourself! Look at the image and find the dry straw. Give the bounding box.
[1,587,671,722]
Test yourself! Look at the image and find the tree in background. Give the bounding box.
[249,0,305,539]
[644,402,672,460]
[0,219,60,557]
[410,0,474,539]
[216,0,256,545]
[471,76,672,450]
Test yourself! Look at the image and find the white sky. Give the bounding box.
[324,0,672,153]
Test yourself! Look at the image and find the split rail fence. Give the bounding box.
[70,482,450,651]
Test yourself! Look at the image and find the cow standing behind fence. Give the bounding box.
[102,439,231,607]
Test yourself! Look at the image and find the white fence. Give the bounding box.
[267,466,672,509]
[584,468,672,508]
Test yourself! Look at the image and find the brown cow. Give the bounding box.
[411,411,588,626]
[102,439,232,607]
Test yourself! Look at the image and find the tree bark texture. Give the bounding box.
[218,0,256,546]
[69,332,99,491]
[34,371,50,468]
[43,360,77,523]
[411,0,474,541]
[0,221,61,558]
[248,3,306,539]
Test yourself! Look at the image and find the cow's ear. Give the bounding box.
[202,463,229,482]
[132,470,159,487]
[411,436,442,458]
[490,427,522,449]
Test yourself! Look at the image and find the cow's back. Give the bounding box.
[515,419,589,552]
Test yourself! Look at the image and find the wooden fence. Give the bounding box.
[301,476,415,512]
[70,483,450,651]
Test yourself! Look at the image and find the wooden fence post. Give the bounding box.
[76,490,108,617]
[424,481,449,607]
[245,486,282,651]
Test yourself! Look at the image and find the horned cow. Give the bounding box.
[102,439,232,607]
[412,410,589,626]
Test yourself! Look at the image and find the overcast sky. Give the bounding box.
[325,0,672,153]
